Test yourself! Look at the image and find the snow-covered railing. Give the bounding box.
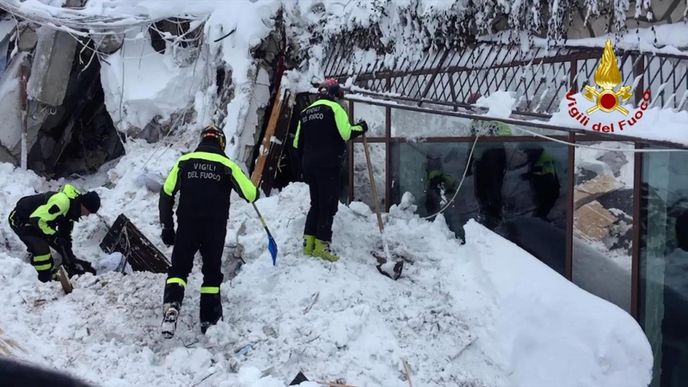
[322,36,688,117]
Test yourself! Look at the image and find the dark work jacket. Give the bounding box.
[12,186,81,242]
[159,141,258,229]
[292,97,364,170]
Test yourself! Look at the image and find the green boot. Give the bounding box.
[303,234,315,256]
[313,239,340,262]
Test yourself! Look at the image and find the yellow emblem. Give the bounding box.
[583,39,633,115]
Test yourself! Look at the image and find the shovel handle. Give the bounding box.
[362,132,385,234]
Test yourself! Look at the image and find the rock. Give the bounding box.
[574,175,621,209]
[574,200,618,241]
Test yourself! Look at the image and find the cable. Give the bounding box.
[382,126,686,223]
[512,126,688,152]
[417,133,481,220]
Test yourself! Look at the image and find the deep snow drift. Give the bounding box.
[0,140,652,386]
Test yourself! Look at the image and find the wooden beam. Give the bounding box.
[251,89,284,187]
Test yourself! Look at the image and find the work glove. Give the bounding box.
[64,258,97,277]
[51,235,72,250]
[356,120,368,133]
[161,227,175,246]
[53,238,77,266]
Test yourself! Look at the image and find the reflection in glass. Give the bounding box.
[352,103,386,137]
[391,109,472,137]
[572,142,634,312]
[353,143,385,209]
[390,136,568,274]
[640,149,688,387]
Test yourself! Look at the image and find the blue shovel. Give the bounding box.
[252,203,278,265]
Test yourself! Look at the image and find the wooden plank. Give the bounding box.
[251,88,284,187]
[57,265,73,294]
[99,214,171,273]
[258,89,294,194]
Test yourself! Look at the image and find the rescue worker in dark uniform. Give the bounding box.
[8,184,100,282]
[472,121,510,230]
[424,155,458,218]
[292,79,367,262]
[520,146,560,220]
[159,125,258,336]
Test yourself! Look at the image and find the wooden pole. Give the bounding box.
[251,89,283,188]
[19,62,28,170]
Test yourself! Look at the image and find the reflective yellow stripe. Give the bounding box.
[293,121,301,149]
[534,154,556,175]
[166,277,187,287]
[29,192,70,235]
[169,152,257,203]
[162,161,181,196]
[62,184,80,199]
[33,253,51,262]
[303,99,361,141]
[200,286,220,294]
[495,122,512,135]
[34,263,52,271]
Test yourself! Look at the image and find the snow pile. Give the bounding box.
[0,147,652,386]
[559,23,688,55]
[99,30,209,132]
[475,91,516,119]
[98,0,280,163]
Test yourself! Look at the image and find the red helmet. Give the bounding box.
[318,78,344,98]
[201,124,226,150]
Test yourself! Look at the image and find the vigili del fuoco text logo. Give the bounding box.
[566,39,651,132]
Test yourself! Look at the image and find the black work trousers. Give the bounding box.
[303,166,341,242]
[474,147,507,229]
[163,216,227,323]
[8,210,54,282]
[531,174,560,220]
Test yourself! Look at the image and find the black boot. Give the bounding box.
[199,293,222,334]
[37,269,53,283]
[161,281,186,339]
[163,282,185,307]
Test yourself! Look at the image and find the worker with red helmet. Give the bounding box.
[292,79,368,262]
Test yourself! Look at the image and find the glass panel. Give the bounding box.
[352,102,386,137]
[353,142,385,209]
[640,148,688,387]
[390,142,470,238]
[389,136,569,274]
[340,145,350,203]
[391,107,566,137]
[391,109,472,137]
[508,124,571,137]
[572,141,634,312]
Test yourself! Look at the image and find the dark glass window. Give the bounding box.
[572,141,634,312]
[389,130,568,274]
[640,149,688,387]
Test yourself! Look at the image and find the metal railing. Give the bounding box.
[321,35,688,116]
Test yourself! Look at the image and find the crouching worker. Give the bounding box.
[8,184,100,282]
[159,125,258,338]
[292,79,367,262]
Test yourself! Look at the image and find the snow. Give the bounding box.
[0,52,26,157]
[1,144,652,386]
[0,0,662,385]
[95,0,281,163]
[558,23,688,55]
[475,91,517,119]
